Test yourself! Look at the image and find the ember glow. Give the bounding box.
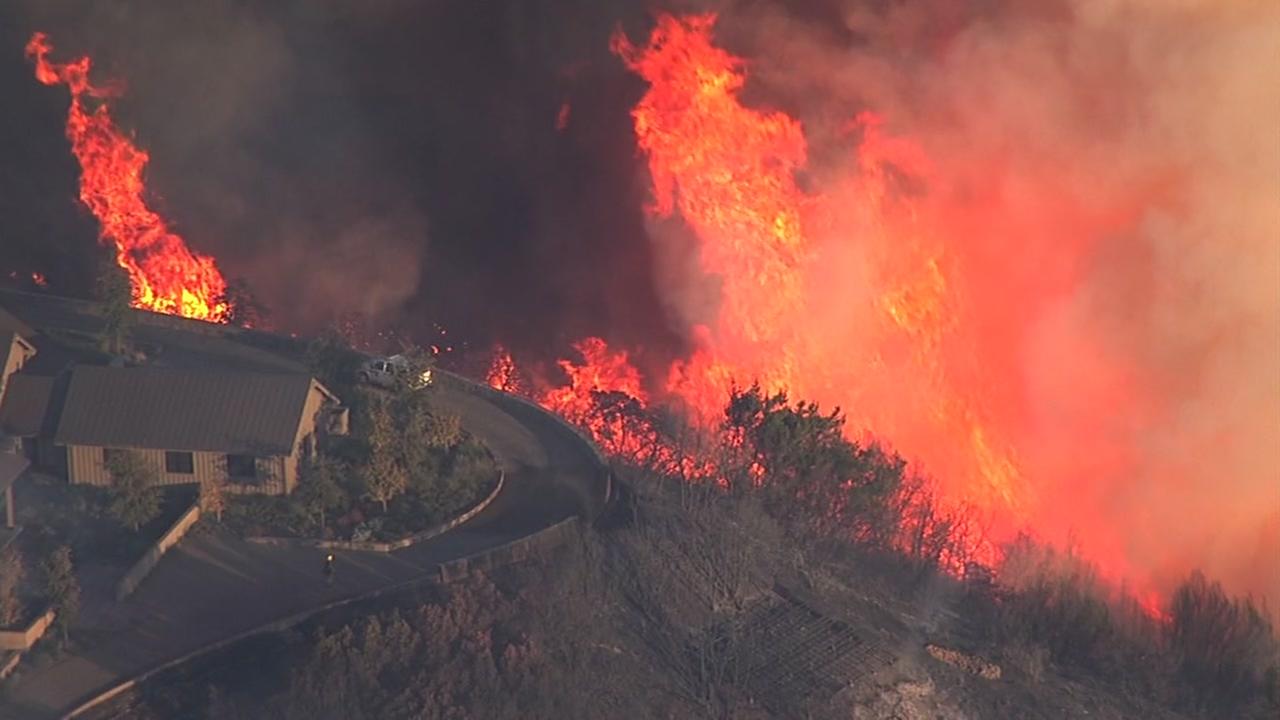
[25,33,230,322]
[539,338,715,480]
[530,9,1280,610]
[486,345,522,393]
[540,337,647,424]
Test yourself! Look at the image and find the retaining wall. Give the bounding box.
[0,608,55,651]
[115,500,202,602]
[438,515,579,583]
[0,649,20,680]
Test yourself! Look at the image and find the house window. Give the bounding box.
[165,451,194,475]
[103,447,124,466]
[226,454,257,481]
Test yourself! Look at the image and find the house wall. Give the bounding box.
[0,335,34,400]
[279,380,343,495]
[66,445,288,495]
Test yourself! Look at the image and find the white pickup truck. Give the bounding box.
[356,354,433,390]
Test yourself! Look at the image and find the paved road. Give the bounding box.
[0,377,602,719]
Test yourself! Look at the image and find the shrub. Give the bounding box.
[222,495,313,538]
[1169,572,1280,716]
[42,545,80,645]
[722,384,906,544]
[296,457,348,534]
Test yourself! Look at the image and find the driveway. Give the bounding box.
[0,376,603,719]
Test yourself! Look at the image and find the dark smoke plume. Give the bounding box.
[0,0,678,363]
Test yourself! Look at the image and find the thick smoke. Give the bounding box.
[3,0,1274,605]
[0,0,675,354]
[2,1,426,327]
[659,0,1279,604]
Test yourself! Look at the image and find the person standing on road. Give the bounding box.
[323,553,335,585]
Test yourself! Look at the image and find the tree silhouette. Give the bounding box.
[94,258,134,356]
[42,546,80,645]
[106,449,162,531]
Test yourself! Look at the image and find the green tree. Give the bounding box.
[305,327,361,390]
[297,457,347,532]
[724,384,905,541]
[360,395,407,512]
[94,258,134,355]
[0,545,24,627]
[106,450,163,531]
[394,389,461,496]
[42,545,80,644]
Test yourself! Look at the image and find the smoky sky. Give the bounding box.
[0,0,685,363]
[2,0,1276,607]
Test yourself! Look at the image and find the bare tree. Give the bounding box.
[200,474,227,522]
[607,473,785,718]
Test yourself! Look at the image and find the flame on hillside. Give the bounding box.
[486,345,522,393]
[610,13,1027,542]
[536,10,1280,613]
[25,33,229,322]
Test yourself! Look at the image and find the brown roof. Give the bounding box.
[0,374,57,437]
[54,366,321,455]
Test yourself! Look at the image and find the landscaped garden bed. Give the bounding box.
[216,379,500,545]
[218,443,499,544]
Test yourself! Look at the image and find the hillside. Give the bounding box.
[85,387,1278,720]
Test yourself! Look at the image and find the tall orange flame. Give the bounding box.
[25,32,229,322]
[590,13,1161,597]
[539,337,716,480]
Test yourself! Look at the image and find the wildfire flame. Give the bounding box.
[531,13,1182,604]
[539,337,716,481]
[611,14,1024,520]
[25,32,230,322]
[486,345,522,393]
[540,337,647,422]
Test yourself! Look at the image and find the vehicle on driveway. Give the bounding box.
[357,353,433,390]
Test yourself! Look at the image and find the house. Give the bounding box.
[0,308,37,399]
[0,373,62,473]
[0,292,348,496]
[47,366,347,495]
[0,308,37,526]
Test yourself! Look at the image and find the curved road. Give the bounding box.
[0,375,603,719]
